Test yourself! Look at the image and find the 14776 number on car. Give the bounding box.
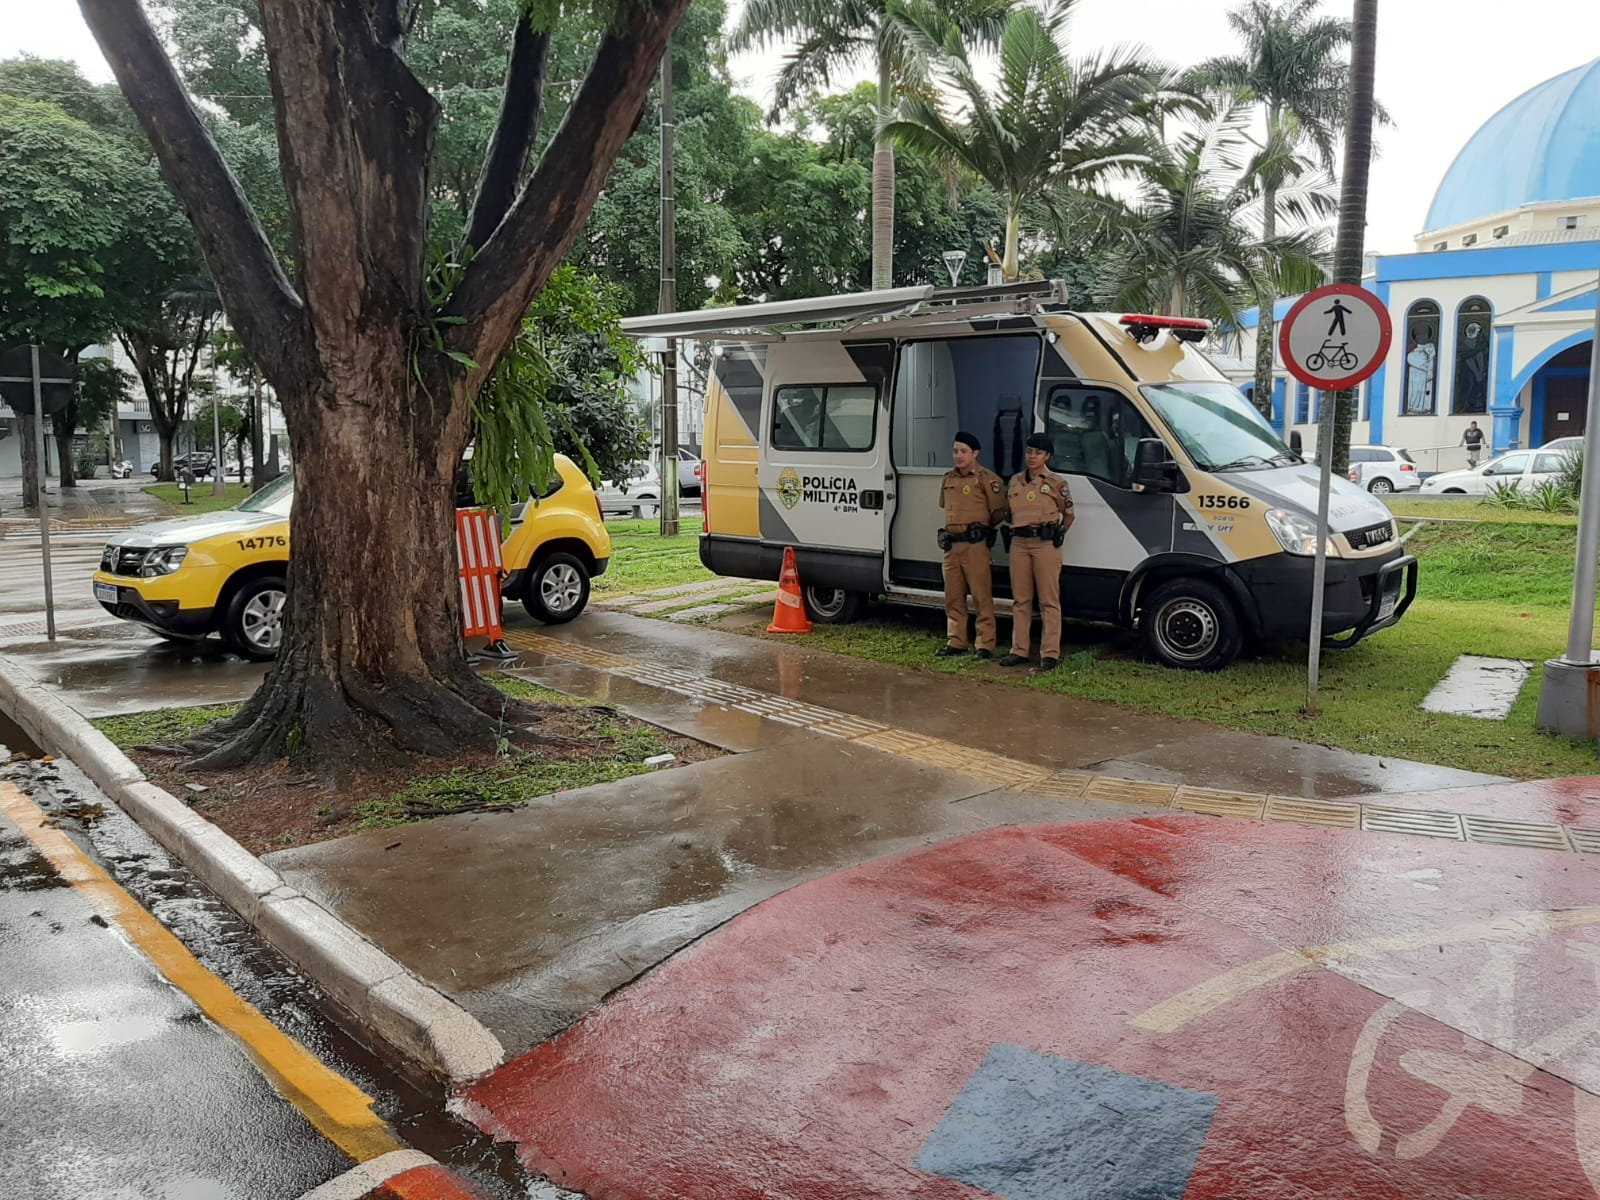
[236,535,288,551]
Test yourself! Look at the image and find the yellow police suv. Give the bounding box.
[93,455,612,660]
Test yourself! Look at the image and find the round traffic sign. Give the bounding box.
[1279,284,1393,391]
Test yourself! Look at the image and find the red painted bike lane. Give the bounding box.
[462,816,1600,1200]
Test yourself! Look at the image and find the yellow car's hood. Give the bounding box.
[103,508,284,549]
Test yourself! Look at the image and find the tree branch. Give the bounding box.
[254,0,438,335]
[465,12,552,252]
[448,0,692,377]
[77,0,306,384]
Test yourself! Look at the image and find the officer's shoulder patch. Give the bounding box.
[990,480,1002,493]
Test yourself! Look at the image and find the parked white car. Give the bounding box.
[1420,448,1571,495]
[1540,435,1584,453]
[1346,445,1420,494]
[597,463,683,518]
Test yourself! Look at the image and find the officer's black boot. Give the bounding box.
[999,654,1028,667]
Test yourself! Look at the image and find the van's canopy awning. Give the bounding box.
[619,286,935,339]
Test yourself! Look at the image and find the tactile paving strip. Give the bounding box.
[1173,787,1268,821]
[1263,797,1361,830]
[1085,777,1178,808]
[1570,828,1600,855]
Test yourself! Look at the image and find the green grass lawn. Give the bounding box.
[1386,495,1578,526]
[143,483,253,515]
[756,517,1598,780]
[596,517,713,594]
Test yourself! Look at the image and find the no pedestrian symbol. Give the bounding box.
[1279,283,1393,391]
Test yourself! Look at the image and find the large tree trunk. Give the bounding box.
[1253,176,1279,420]
[156,425,177,482]
[1328,0,1378,476]
[870,52,895,292]
[52,411,78,488]
[188,369,518,771]
[18,414,41,510]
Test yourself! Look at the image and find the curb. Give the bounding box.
[295,1150,496,1200]
[0,654,505,1084]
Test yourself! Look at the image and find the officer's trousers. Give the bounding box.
[942,541,996,651]
[1009,538,1062,659]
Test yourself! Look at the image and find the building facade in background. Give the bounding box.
[1224,57,1599,473]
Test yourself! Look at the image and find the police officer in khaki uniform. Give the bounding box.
[1000,433,1074,670]
[936,431,1008,659]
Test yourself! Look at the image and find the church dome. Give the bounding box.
[1425,57,1600,233]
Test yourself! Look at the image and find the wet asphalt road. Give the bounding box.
[0,732,529,1200]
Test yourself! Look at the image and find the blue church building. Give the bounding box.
[1227,57,1600,472]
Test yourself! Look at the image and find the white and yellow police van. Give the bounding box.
[624,281,1417,670]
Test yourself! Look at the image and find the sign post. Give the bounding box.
[0,346,74,641]
[1279,284,1393,714]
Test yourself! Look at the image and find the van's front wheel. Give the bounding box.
[802,586,866,624]
[1141,577,1242,671]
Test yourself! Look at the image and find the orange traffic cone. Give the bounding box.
[766,547,813,634]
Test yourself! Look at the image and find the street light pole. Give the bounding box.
[30,346,56,641]
[211,341,225,497]
[658,50,680,537]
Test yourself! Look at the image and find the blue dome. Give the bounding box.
[1425,58,1600,232]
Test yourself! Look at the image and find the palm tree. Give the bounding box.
[1329,0,1379,473]
[730,0,1010,292]
[1197,0,1353,414]
[1097,99,1331,328]
[880,0,1167,283]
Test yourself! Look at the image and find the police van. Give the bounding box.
[624,281,1417,670]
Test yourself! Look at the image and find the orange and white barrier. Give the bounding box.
[455,508,504,641]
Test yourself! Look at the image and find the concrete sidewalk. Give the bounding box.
[260,609,1589,1063]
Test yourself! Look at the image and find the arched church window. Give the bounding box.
[1451,298,1492,415]
[1401,301,1440,416]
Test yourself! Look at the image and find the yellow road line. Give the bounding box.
[0,782,401,1163]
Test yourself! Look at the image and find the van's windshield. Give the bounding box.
[237,471,294,516]
[1141,382,1297,472]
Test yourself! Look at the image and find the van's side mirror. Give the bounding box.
[1289,430,1304,457]
[1133,439,1179,492]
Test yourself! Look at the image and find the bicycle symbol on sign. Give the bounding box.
[1307,340,1360,372]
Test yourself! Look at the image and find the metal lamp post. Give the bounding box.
[942,250,967,289]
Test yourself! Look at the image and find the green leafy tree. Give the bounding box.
[731,0,1011,291]
[80,0,693,773]
[1196,0,1355,413]
[1096,101,1329,325]
[882,0,1169,283]
[192,393,250,481]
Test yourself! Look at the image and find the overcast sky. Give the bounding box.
[6,1,1598,256]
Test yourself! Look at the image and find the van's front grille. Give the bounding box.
[1345,520,1395,551]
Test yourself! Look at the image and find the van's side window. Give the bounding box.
[771,384,877,452]
[1042,385,1155,490]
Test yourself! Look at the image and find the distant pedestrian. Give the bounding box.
[936,431,1006,659]
[1001,434,1074,671]
[1460,421,1485,467]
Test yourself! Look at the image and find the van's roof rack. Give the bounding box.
[619,280,1067,341]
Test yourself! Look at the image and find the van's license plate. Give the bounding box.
[1377,582,1399,623]
[94,583,118,605]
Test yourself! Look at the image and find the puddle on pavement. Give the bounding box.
[0,831,68,891]
[0,709,41,762]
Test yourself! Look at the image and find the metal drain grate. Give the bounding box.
[1263,797,1361,829]
[1085,777,1177,807]
[1360,806,1464,840]
[1173,787,1268,820]
[1461,815,1572,851]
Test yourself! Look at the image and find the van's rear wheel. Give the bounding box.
[802,586,866,624]
[1142,577,1242,671]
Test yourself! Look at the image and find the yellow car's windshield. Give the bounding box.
[237,472,294,517]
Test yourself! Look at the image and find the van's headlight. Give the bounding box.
[139,546,189,577]
[1264,508,1334,557]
